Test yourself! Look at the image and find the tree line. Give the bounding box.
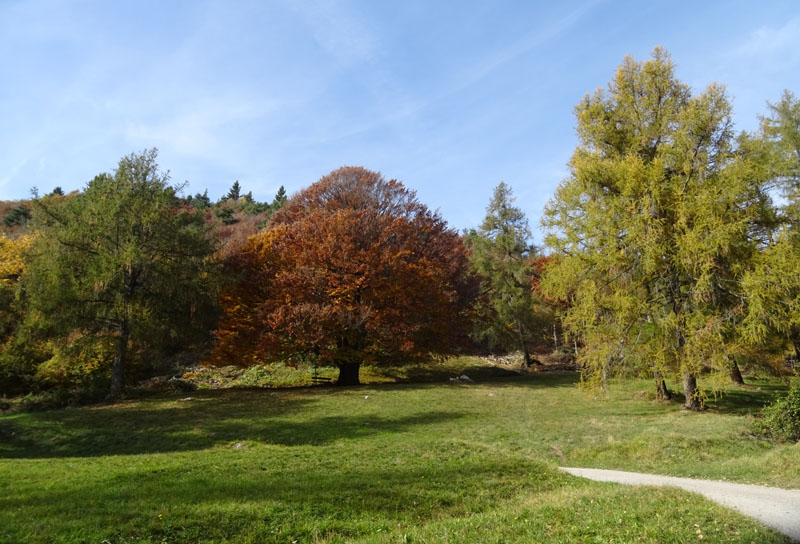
[1,48,798,407]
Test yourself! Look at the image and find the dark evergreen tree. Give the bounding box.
[272,186,288,210]
[214,206,238,225]
[191,189,212,209]
[466,182,539,366]
[226,180,241,201]
[3,205,31,227]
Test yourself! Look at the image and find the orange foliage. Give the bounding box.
[529,255,552,295]
[210,167,476,376]
[215,211,270,257]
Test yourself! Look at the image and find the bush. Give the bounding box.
[3,205,31,227]
[753,380,800,442]
[0,385,108,413]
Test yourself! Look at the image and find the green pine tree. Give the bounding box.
[466,182,540,366]
[226,180,241,201]
[3,205,31,228]
[25,149,220,398]
[272,186,288,210]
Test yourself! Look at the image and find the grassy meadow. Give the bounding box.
[1,358,798,543]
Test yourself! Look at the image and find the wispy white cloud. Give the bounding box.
[2,0,797,231]
[309,1,602,145]
[285,0,379,65]
[124,97,280,157]
[0,158,32,198]
[700,15,800,130]
[445,0,603,97]
[736,17,800,57]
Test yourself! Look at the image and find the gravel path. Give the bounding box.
[560,467,800,542]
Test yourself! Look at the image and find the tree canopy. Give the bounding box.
[210,166,477,385]
[466,182,541,365]
[742,91,800,361]
[541,48,774,408]
[24,149,220,398]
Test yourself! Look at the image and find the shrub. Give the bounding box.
[3,205,31,227]
[753,380,800,442]
[1,385,108,413]
[164,378,197,393]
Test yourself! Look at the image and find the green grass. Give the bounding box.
[1,361,797,543]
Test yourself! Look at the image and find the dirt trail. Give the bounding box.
[560,467,800,542]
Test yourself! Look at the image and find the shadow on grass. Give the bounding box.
[4,456,790,544]
[706,380,789,415]
[372,368,580,389]
[377,363,525,382]
[0,374,581,459]
[0,388,468,459]
[2,454,563,543]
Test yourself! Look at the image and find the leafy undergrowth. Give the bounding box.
[752,379,800,442]
[1,371,796,543]
[177,356,517,390]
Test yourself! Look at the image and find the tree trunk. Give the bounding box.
[516,320,531,367]
[729,358,744,385]
[108,321,129,399]
[655,372,671,400]
[336,362,361,386]
[553,323,559,349]
[682,372,702,411]
[793,335,800,363]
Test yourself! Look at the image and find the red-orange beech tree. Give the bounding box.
[210,167,478,385]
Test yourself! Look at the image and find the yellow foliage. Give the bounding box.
[35,335,113,385]
[0,234,34,285]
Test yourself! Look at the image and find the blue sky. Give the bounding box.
[1,1,799,239]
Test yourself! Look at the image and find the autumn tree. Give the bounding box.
[0,235,32,284]
[25,149,220,398]
[0,234,37,393]
[541,49,774,409]
[211,166,476,385]
[466,182,540,365]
